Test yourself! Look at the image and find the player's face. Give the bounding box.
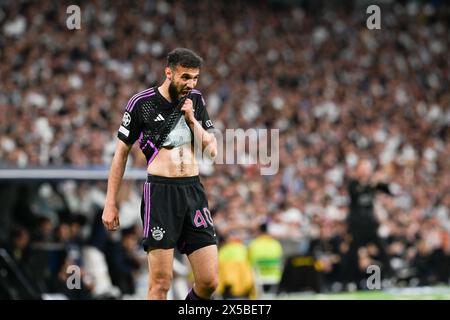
[356,160,373,181]
[168,65,200,98]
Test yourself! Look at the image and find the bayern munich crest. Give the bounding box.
[151,226,166,241]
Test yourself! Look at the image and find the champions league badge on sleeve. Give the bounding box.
[122,112,131,127]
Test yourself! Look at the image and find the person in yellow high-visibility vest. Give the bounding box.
[217,232,256,299]
[248,223,283,296]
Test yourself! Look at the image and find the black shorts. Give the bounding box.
[140,174,218,255]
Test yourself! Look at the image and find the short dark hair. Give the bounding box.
[167,48,203,69]
[259,222,268,233]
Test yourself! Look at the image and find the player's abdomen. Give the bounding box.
[147,144,199,177]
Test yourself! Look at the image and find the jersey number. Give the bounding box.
[193,208,214,228]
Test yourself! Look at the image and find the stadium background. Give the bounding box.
[0,0,449,299]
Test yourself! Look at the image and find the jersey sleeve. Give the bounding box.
[347,178,359,199]
[375,182,393,195]
[193,91,214,131]
[117,98,142,145]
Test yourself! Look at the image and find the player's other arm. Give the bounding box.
[188,117,217,159]
[102,140,133,231]
[182,98,217,159]
[371,171,394,196]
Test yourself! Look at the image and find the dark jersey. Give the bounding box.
[347,178,392,231]
[117,87,214,164]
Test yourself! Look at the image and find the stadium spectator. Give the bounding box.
[248,223,284,296]
[217,232,256,299]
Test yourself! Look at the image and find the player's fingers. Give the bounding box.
[104,221,113,230]
[107,217,119,230]
[102,218,116,231]
[181,106,190,115]
[183,99,192,108]
[181,104,193,113]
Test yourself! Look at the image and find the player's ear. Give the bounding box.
[165,67,172,81]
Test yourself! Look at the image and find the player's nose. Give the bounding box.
[186,79,196,89]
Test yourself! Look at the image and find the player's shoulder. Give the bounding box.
[125,87,157,112]
[190,89,203,96]
[190,89,206,106]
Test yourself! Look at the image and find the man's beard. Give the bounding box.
[168,82,180,102]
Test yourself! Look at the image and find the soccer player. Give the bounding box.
[102,48,218,300]
[344,159,394,287]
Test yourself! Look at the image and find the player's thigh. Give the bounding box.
[148,248,174,281]
[187,245,218,283]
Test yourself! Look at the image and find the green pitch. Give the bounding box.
[276,286,450,300]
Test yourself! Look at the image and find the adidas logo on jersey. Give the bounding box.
[154,114,165,122]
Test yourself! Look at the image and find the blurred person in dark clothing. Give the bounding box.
[31,216,54,243]
[411,232,449,286]
[309,221,348,291]
[6,226,31,268]
[45,250,93,300]
[2,225,42,299]
[109,227,143,295]
[0,185,19,245]
[344,159,395,287]
[27,217,55,293]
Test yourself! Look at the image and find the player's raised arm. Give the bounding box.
[181,98,217,159]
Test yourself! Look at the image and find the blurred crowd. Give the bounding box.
[0,0,449,298]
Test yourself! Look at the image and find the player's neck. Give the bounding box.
[159,80,183,104]
[158,81,173,103]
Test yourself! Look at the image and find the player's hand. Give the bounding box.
[372,171,387,184]
[181,98,195,124]
[102,204,120,231]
